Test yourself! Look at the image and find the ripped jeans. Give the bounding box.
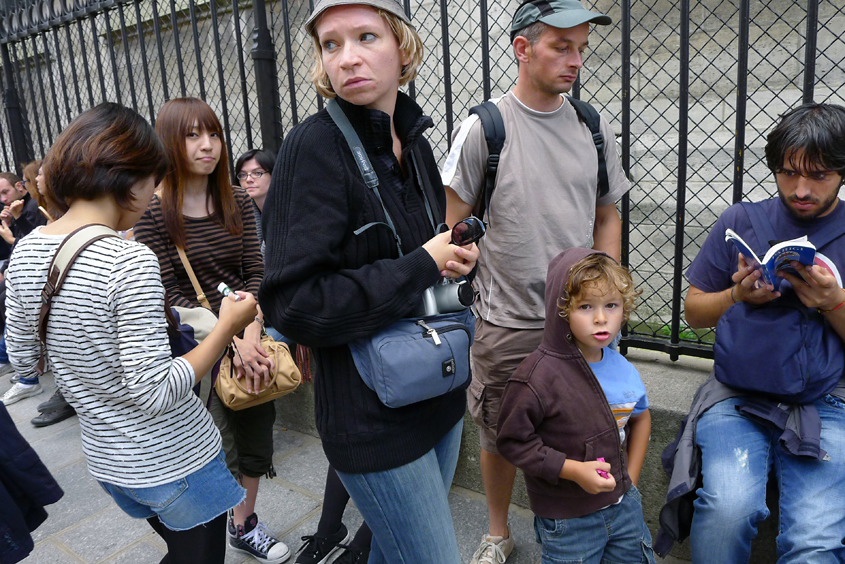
[691,395,845,563]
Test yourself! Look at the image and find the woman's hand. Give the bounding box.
[422,231,478,278]
[443,242,478,279]
[232,331,275,394]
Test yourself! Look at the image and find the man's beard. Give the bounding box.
[778,188,839,220]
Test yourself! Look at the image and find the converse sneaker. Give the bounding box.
[332,544,370,564]
[1,382,43,405]
[10,374,20,384]
[228,513,291,563]
[470,525,514,564]
[294,523,350,564]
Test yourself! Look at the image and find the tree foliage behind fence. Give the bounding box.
[0,0,842,358]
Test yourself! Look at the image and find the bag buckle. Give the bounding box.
[417,320,442,345]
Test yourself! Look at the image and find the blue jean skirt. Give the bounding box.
[98,450,245,531]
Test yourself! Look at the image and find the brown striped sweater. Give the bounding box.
[133,187,263,314]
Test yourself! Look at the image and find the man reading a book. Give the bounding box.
[666,103,845,562]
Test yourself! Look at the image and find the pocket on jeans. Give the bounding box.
[535,516,565,537]
[126,478,189,509]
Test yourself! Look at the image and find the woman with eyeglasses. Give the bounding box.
[134,98,290,564]
[259,0,478,562]
[235,149,274,258]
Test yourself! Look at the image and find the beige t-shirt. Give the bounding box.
[441,92,630,329]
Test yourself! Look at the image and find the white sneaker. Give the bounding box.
[470,526,514,564]
[1,382,43,405]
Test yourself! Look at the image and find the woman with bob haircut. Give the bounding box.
[259,1,478,562]
[4,102,258,563]
[134,97,290,564]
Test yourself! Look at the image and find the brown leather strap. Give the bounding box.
[37,224,119,374]
[175,246,212,311]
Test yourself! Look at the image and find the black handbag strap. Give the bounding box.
[326,99,441,256]
[742,201,845,254]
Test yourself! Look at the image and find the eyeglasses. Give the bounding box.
[236,171,267,181]
[450,216,486,246]
[20,179,28,184]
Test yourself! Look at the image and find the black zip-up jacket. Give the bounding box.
[260,93,467,474]
[497,248,631,519]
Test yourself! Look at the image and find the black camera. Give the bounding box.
[413,217,485,317]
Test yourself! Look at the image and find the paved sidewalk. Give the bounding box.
[6,371,681,564]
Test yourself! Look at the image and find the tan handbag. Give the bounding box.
[216,333,301,410]
[175,247,301,411]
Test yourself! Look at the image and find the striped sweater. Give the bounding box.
[133,187,264,313]
[5,230,221,488]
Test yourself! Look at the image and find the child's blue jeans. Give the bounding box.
[534,485,654,564]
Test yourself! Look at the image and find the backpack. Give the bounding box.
[713,201,845,404]
[468,97,610,220]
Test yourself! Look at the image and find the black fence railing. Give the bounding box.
[0,0,842,359]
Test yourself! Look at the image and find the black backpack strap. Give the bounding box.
[569,98,610,199]
[468,101,505,221]
[37,224,119,374]
[742,200,845,253]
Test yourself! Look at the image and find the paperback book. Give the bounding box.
[724,228,815,287]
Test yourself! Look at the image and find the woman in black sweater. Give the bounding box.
[259,0,477,562]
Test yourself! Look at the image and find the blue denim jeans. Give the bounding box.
[691,395,845,563]
[534,486,655,564]
[336,420,463,564]
[99,450,245,531]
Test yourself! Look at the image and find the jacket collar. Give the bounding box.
[334,92,433,154]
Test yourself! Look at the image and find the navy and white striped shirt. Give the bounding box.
[6,229,220,487]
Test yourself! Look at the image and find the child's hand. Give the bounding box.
[218,291,258,336]
[561,459,616,494]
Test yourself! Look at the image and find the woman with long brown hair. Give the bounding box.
[134,97,289,564]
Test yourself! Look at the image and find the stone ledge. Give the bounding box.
[274,347,779,563]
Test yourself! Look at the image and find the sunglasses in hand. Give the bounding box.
[450,216,486,246]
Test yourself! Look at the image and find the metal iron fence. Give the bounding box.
[0,0,842,359]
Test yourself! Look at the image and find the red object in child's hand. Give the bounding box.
[596,457,610,479]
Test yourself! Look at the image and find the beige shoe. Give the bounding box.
[469,526,514,564]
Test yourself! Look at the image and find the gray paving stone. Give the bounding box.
[99,539,166,564]
[272,441,331,496]
[31,461,113,543]
[449,489,541,564]
[272,425,318,458]
[57,505,151,563]
[251,477,322,537]
[15,409,79,446]
[26,424,85,472]
[18,539,84,564]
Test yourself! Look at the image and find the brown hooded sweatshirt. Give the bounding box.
[496,247,631,519]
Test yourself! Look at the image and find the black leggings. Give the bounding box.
[318,466,372,550]
[147,513,228,564]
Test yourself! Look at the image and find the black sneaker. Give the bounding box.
[31,404,76,427]
[333,544,370,564]
[228,513,291,563]
[294,523,351,564]
[37,388,69,413]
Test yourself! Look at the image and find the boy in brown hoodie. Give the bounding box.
[497,248,654,563]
